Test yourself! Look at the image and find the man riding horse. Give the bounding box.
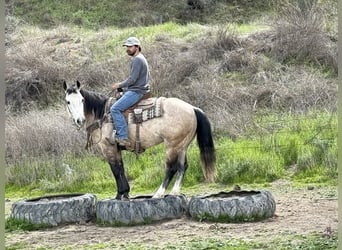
[110,36,150,148]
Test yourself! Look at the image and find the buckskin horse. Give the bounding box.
[63,80,216,200]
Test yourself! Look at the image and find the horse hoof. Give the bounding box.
[169,192,181,196]
[122,194,130,201]
[115,194,130,200]
[152,194,163,199]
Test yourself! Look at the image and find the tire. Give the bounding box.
[188,190,276,222]
[10,193,97,226]
[96,195,187,226]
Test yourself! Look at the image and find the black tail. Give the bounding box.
[194,108,216,182]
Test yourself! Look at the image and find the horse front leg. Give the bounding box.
[109,160,130,200]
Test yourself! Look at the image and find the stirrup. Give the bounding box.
[108,130,116,145]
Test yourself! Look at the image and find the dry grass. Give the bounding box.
[5,109,86,164]
[271,0,337,72]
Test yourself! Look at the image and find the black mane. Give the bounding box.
[80,88,108,120]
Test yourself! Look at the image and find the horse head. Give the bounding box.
[63,80,86,129]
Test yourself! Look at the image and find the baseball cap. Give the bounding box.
[123,37,141,47]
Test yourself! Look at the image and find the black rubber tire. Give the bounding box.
[96,195,187,226]
[10,193,97,226]
[188,190,276,222]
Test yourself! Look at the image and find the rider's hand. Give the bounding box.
[112,82,120,89]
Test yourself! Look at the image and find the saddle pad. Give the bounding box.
[128,97,163,124]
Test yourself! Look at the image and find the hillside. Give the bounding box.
[5,0,338,132]
[5,0,276,28]
[4,0,338,182]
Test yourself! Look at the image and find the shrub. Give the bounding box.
[271,0,337,73]
[5,109,85,164]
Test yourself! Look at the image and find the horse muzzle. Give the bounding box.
[74,118,85,130]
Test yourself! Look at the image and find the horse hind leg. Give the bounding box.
[153,158,177,198]
[153,150,187,198]
[170,153,188,196]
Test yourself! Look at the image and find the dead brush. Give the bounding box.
[219,49,259,75]
[145,38,205,98]
[271,0,337,73]
[75,59,123,91]
[5,109,86,165]
[5,25,99,112]
[198,26,242,60]
[5,12,337,143]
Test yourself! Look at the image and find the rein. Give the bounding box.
[85,120,103,150]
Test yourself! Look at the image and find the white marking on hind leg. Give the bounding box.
[170,173,183,195]
[153,184,166,198]
[170,150,186,196]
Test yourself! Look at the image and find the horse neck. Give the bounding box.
[85,112,97,128]
[81,89,107,126]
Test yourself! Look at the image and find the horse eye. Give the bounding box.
[67,101,70,105]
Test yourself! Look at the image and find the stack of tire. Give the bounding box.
[96,195,187,225]
[10,193,97,226]
[10,190,276,226]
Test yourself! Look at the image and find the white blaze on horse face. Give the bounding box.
[65,90,85,128]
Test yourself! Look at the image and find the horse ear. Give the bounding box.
[76,80,81,89]
[63,80,68,91]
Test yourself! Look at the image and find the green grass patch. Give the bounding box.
[216,138,285,184]
[97,217,153,227]
[193,212,270,223]
[49,233,336,250]
[5,242,35,250]
[6,154,117,195]
[5,217,50,232]
[5,112,337,197]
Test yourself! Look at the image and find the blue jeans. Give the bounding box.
[110,91,143,139]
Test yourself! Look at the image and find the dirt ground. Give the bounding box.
[5,180,338,249]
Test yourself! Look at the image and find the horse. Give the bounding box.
[63,80,216,200]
